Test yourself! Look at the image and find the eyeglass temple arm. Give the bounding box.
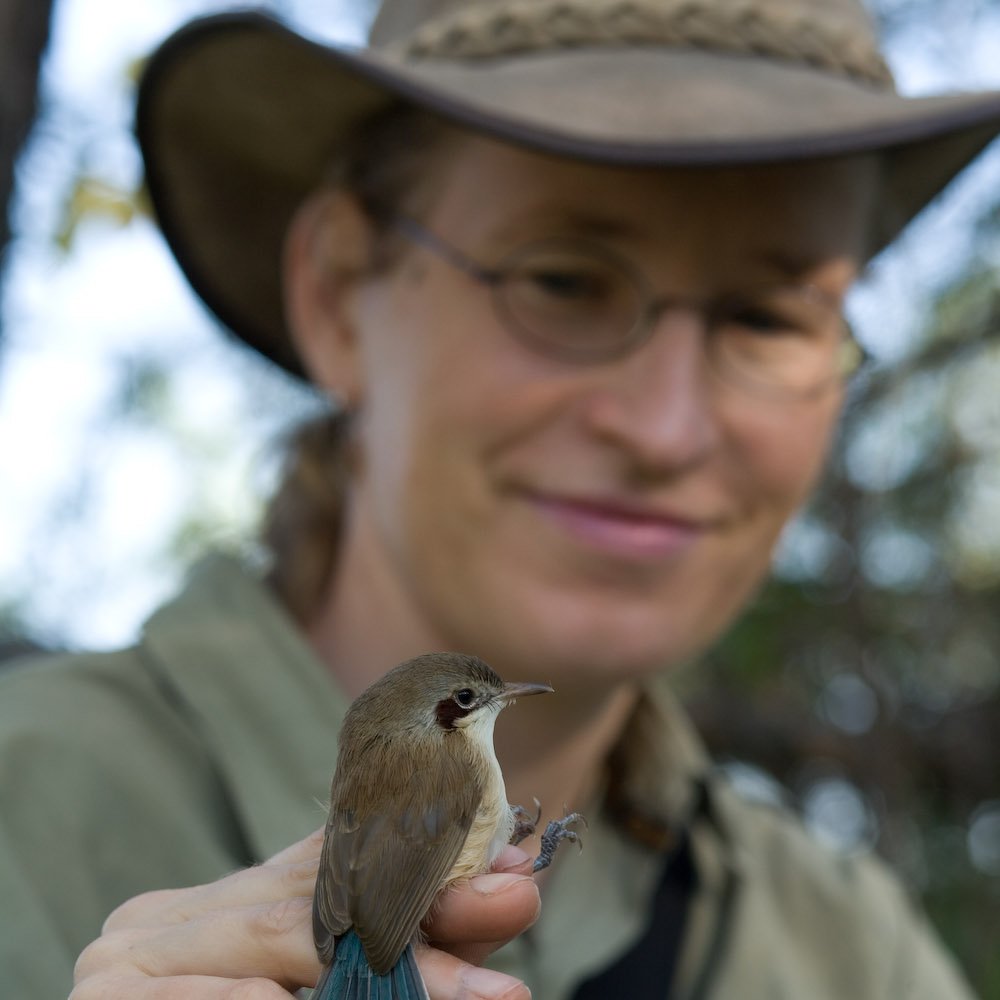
[391,215,500,285]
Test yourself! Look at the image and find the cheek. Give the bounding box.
[350,271,535,541]
[356,266,565,464]
[666,396,842,658]
[727,393,842,522]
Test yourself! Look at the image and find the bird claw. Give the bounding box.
[532,812,587,873]
[509,798,542,845]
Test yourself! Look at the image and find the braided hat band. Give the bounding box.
[393,0,893,89]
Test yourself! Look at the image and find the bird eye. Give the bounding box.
[454,688,475,708]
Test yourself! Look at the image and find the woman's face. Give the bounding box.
[305,136,875,687]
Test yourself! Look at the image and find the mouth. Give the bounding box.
[525,492,707,560]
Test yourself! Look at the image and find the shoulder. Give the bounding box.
[0,646,224,836]
[707,774,974,998]
[0,646,190,770]
[0,644,247,897]
[1,646,145,743]
[0,650,245,993]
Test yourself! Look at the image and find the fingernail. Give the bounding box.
[461,964,529,998]
[492,845,532,872]
[471,872,532,896]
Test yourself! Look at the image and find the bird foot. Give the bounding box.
[531,812,587,873]
[509,799,542,846]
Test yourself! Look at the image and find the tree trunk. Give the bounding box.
[0,0,55,339]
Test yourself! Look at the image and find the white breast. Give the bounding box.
[445,708,515,883]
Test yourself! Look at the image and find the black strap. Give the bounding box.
[570,833,696,999]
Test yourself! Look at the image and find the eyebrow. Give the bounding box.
[486,208,643,246]
[756,249,832,281]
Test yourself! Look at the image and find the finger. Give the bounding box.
[418,947,530,1000]
[490,845,534,876]
[424,872,540,967]
[71,974,296,1000]
[261,827,325,867]
[78,897,320,990]
[104,858,319,932]
[104,829,325,931]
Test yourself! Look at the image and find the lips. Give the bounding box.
[525,491,707,560]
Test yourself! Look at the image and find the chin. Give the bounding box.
[473,593,713,688]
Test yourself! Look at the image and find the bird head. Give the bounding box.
[344,652,552,743]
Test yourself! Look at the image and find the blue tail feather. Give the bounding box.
[312,932,429,1000]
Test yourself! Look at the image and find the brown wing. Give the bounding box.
[314,738,481,974]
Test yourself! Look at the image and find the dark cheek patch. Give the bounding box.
[435,698,471,730]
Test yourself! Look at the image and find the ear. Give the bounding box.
[282,189,374,404]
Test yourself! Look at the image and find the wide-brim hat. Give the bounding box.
[136,0,1000,378]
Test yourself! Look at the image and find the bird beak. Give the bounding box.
[498,681,554,703]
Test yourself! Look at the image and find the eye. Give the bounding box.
[719,289,828,341]
[727,303,789,334]
[526,266,612,301]
[453,688,476,708]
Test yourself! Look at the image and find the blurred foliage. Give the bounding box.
[689,253,1000,993]
[55,175,147,252]
[0,601,29,645]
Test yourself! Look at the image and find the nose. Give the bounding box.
[582,308,722,474]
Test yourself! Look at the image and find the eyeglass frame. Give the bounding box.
[387,213,867,400]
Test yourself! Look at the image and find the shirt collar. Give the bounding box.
[604,675,722,848]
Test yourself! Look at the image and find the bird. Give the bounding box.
[311,651,584,1000]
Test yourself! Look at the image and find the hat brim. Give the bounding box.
[137,12,1000,377]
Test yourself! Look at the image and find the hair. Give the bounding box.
[262,104,456,624]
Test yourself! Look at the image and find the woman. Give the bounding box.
[4,0,1000,997]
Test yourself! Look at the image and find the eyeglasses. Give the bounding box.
[391,214,864,400]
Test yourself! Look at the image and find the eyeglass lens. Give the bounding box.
[494,240,850,395]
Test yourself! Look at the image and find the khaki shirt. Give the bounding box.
[0,555,976,999]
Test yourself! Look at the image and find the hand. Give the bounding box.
[70,830,538,1000]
